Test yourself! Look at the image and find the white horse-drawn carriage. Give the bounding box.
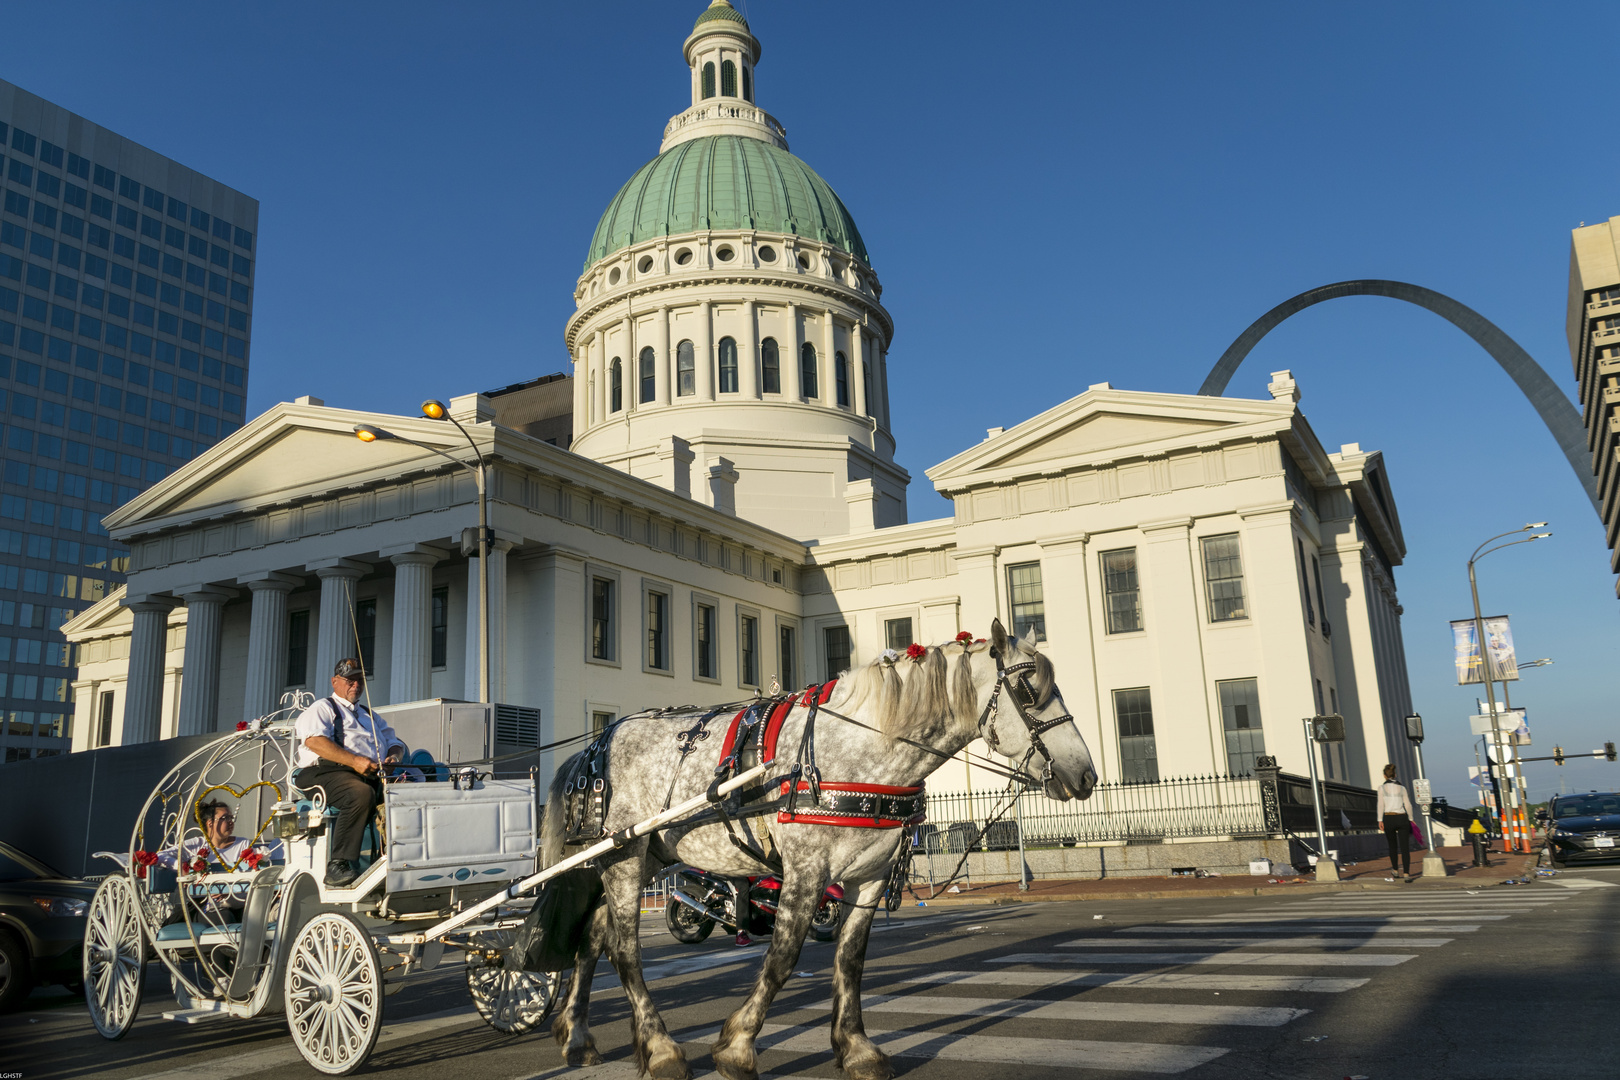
[80,693,767,1075]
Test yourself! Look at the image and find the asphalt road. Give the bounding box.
[4,865,1616,1080]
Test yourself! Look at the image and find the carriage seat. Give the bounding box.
[154,920,277,945]
[292,798,381,871]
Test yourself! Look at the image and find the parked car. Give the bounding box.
[1541,792,1620,869]
[0,841,98,1011]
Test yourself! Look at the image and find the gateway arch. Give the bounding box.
[1197,279,1600,515]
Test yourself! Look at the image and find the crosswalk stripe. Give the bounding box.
[897,969,1369,993]
[1062,936,1450,948]
[1172,919,1509,926]
[1544,878,1618,889]
[990,951,1414,967]
[1125,924,1481,935]
[815,993,1307,1028]
[681,1021,1230,1075]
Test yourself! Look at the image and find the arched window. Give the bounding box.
[835,352,850,407]
[639,346,656,404]
[760,337,780,394]
[702,63,715,99]
[721,60,737,97]
[800,342,818,399]
[742,66,752,102]
[609,358,622,413]
[677,340,696,397]
[718,337,738,393]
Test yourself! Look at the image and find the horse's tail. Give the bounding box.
[540,750,582,868]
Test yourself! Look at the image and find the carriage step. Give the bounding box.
[162,1005,232,1024]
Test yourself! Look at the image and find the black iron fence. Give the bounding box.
[917,769,1377,851]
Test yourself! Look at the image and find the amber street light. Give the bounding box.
[353,404,492,703]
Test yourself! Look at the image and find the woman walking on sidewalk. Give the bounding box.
[1380,763,1417,882]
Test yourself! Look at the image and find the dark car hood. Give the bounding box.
[1551,815,1620,833]
[0,877,99,900]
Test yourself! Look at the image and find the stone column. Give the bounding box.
[177,585,236,736]
[464,536,513,702]
[697,300,714,400]
[240,572,300,725]
[741,299,759,398]
[872,339,890,426]
[624,314,637,412]
[121,597,176,744]
[784,302,802,400]
[572,346,588,430]
[658,305,672,406]
[821,311,837,407]
[591,331,605,425]
[310,559,369,683]
[386,547,442,705]
[851,325,867,419]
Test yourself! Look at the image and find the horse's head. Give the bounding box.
[983,619,1097,801]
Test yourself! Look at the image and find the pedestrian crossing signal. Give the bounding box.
[1554,746,1565,766]
[1606,742,1617,762]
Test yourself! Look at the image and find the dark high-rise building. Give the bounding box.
[0,78,257,761]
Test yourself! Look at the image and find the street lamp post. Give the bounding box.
[356,400,491,703]
[1467,524,1550,854]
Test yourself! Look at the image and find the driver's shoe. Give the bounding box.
[325,859,358,887]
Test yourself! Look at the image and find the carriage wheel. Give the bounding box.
[464,929,562,1034]
[285,912,383,1075]
[84,875,146,1039]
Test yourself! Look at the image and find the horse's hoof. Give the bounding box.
[712,1063,759,1080]
[564,1046,603,1067]
[648,1051,693,1080]
[844,1052,896,1080]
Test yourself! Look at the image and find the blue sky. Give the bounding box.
[6,1,1617,803]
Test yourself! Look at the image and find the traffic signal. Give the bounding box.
[1607,742,1617,762]
[1554,745,1565,766]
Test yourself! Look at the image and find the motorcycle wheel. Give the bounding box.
[665,898,717,944]
[809,899,844,942]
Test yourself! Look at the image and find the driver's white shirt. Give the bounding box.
[293,695,406,770]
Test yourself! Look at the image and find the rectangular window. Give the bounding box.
[1311,555,1328,635]
[590,576,615,661]
[286,609,310,686]
[696,602,717,679]
[93,165,116,191]
[739,613,759,686]
[1114,687,1158,783]
[97,689,115,747]
[884,617,913,652]
[430,585,448,668]
[824,624,851,681]
[1201,534,1247,621]
[592,710,615,736]
[645,588,669,671]
[1296,539,1314,626]
[1218,678,1266,776]
[1101,548,1142,633]
[779,624,797,690]
[1007,561,1046,642]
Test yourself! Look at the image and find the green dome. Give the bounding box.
[694,1,748,30]
[584,135,870,271]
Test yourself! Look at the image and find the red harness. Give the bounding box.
[714,681,926,830]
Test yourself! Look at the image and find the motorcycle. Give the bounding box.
[664,867,846,944]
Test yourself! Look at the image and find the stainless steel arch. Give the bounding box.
[1198,279,1600,515]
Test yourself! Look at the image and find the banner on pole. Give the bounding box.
[1450,615,1519,684]
[1469,708,1526,736]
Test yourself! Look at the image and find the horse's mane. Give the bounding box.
[827,636,1054,743]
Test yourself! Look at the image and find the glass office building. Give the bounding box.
[0,78,257,762]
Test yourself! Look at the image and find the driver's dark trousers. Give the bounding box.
[294,763,382,863]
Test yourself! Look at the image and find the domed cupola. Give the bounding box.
[564,0,908,541]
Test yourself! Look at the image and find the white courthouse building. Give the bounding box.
[61,1,1418,792]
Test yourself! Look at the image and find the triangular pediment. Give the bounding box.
[926,386,1293,491]
[105,403,487,533]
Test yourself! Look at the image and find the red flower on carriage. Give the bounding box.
[242,849,264,871]
[906,643,926,660]
[236,721,249,731]
[955,631,974,643]
[132,850,159,880]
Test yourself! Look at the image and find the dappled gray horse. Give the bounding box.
[541,619,1096,1080]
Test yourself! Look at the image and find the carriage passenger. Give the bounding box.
[291,658,416,887]
[156,797,286,874]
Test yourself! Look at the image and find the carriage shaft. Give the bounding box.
[417,762,771,942]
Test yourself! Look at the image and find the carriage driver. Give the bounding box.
[292,658,413,887]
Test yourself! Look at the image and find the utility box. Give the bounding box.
[378,699,543,776]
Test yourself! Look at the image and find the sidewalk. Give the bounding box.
[904,845,1542,905]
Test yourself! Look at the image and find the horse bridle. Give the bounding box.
[978,646,1075,777]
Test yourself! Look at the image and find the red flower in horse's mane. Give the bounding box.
[236,721,249,731]
[905,643,926,660]
[955,631,974,643]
